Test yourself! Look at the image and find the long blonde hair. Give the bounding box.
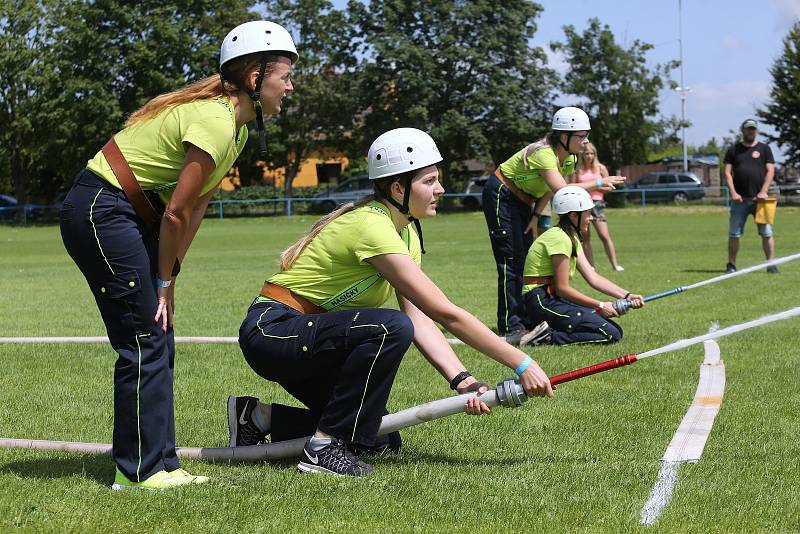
[124,53,277,127]
[578,142,603,173]
[279,174,408,270]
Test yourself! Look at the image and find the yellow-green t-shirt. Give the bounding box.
[87,97,248,205]
[268,201,422,310]
[522,227,582,294]
[498,145,577,198]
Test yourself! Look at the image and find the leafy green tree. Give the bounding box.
[758,21,800,166]
[552,18,679,173]
[0,0,54,216]
[349,0,556,195]
[1,1,253,213]
[258,0,361,207]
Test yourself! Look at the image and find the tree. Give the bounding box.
[552,18,679,173]
[349,0,556,196]
[0,1,254,211]
[758,21,800,166]
[259,0,362,207]
[0,0,54,218]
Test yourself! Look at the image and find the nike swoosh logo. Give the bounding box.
[307,452,319,465]
[239,401,250,426]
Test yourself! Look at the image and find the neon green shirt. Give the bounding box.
[86,97,247,204]
[522,226,582,294]
[498,145,577,198]
[268,201,422,310]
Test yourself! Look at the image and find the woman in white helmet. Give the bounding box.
[228,128,553,477]
[519,186,644,346]
[482,107,626,345]
[59,21,297,490]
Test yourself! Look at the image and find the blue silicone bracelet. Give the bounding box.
[515,356,533,377]
[155,275,171,288]
[596,177,603,188]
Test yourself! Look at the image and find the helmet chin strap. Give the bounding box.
[558,131,582,155]
[380,175,426,254]
[570,211,585,241]
[250,54,270,155]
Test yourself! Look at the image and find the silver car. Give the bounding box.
[311,174,373,213]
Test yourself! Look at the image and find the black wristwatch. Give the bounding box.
[449,370,472,390]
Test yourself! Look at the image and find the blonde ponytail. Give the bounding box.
[279,196,377,270]
[124,53,273,128]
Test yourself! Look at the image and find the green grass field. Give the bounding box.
[1,206,798,532]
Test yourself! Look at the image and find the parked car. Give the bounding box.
[26,190,68,221]
[626,172,705,203]
[310,174,373,213]
[0,194,17,221]
[460,175,489,210]
[774,167,800,195]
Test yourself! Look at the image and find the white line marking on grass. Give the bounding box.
[1,335,468,345]
[640,460,680,526]
[640,337,726,526]
[0,336,240,344]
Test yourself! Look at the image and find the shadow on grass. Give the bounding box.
[680,269,726,273]
[0,453,111,485]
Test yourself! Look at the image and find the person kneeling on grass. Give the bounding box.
[520,186,645,346]
[228,128,553,477]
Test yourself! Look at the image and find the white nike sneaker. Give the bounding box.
[227,395,268,447]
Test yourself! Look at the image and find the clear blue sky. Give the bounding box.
[328,0,799,162]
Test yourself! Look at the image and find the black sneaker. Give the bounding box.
[504,328,529,346]
[726,262,737,274]
[350,431,402,456]
[520,321,550,346]
[524,328,553,346]
[767,265,779,274]
[227,395,267,447]
[297,438,375,477]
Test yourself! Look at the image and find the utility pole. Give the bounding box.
[678,0,689,172]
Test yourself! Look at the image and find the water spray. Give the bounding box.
[613,251,800,315]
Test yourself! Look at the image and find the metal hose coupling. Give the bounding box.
[613,299,632,315]
[495,378,528,407]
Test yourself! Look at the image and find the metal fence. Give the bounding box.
[4,185,800,225]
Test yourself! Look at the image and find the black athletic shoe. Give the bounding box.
[767,265,779,274]
[227,395,268,447]
[297,438,375,477]
[520,321,551,346]
[350,431,402,456]
[504,328,529,346]
[521,323,553,346]
[726,262,737,274]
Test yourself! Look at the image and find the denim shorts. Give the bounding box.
[590,200,607,222]
[729,200,772,238]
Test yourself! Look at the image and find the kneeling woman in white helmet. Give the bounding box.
[229,128,553,477]
[520,186,644,346]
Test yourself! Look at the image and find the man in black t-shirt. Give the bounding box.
[723,119,776,274]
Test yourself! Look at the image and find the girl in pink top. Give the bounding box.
[572,143,624,271]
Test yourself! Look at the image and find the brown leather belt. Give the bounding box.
[495,169,536,207]
[523,275,553,285]
[260,282,325,314]
[101,136,180,276]
[102,137,162,227]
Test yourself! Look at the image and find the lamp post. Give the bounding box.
[678,0,689,172]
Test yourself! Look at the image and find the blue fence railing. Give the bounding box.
[3,184,798,224]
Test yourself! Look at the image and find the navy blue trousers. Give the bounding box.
[239,300,413,448]
[60,170,178,482]
[523,286,623,345]
[482,173,534,334]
